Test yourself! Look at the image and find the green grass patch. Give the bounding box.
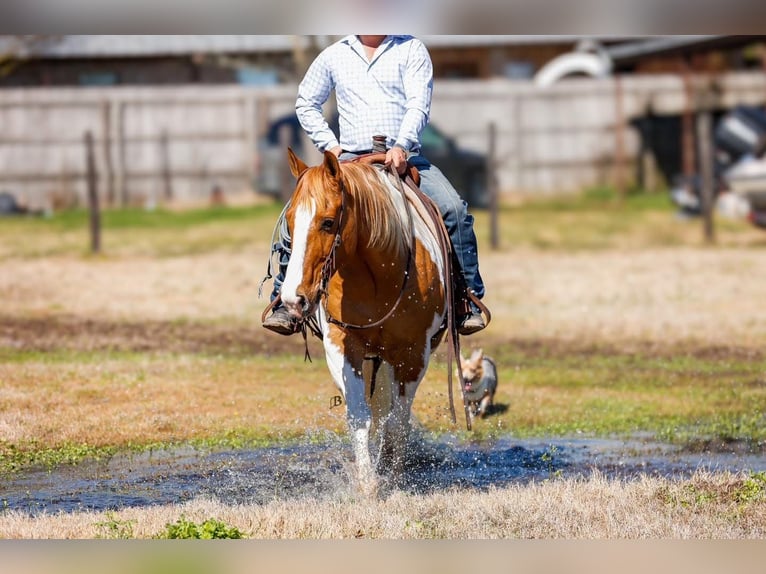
[96,512,136,539]
[3,335,766,473]
[9,203,282,232]
[471,185,761,251]
[3,186,763,259]
[0,427,330,476]
[451,346,766,448]
[156,516,245,539]
[0,440,116,474]
[0,201,285,258]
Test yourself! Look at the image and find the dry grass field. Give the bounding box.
[2,471,766,538]
[2,191,766,538]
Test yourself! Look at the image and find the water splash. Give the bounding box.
[2,434,765,515]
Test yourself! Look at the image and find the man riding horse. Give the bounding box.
[263,34,487,337]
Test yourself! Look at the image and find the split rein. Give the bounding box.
[265,159,416,352]
[263,156,474,430]
[320,163,416,333]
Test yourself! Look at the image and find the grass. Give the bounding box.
[480,348,766,443]
[2,186,765,260]
[0,202,284,259]
[472,186,766,251]
[3,470,766,538]
[156,516,245,539]
[2,339,765,474]
[3,187,766,539]
[2,180,766,469]
[0,348,347,474]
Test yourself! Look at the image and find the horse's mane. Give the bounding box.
[298,163,411,259]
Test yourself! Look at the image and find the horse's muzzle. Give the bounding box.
[283,288,319,320]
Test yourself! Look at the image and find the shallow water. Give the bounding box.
[2,436,765,515]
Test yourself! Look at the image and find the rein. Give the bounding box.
[401,175,473,431]
[262,154,479,431]
[321,163,416,331]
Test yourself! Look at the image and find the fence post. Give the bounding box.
[613,75,627,201]
[84,130,101,254]
[159,129,173,202]
[101,100,115,207]
[488,122,499,250]
[697,88,716,244]
[278,124,293,203]
[117,101,129,207]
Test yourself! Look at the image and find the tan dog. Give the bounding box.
[460,348,498,420]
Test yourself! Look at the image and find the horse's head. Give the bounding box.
[280,148,346,320]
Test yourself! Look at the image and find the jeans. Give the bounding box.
[406,154,485,300]
[268,151,485,301]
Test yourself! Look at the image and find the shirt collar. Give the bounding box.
[343,35,405,57]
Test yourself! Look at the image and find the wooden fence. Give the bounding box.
[1,72,765,210]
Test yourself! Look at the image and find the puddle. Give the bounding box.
[2,436,765,515]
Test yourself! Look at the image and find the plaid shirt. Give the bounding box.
[295,35,433,153]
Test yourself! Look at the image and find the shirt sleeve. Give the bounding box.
[395,39,433,152]
[295,51,340,152]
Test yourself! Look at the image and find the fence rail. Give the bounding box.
[1,73,764,210]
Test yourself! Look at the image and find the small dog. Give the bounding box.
[460,348,498,420]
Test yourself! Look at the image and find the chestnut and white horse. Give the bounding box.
[279,149,447,494]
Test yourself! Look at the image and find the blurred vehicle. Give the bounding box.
[668,105,766,227]
[254,113,489,207]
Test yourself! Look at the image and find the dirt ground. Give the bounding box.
[3,246,766,354]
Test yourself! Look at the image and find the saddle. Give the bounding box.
[346,152,489,327]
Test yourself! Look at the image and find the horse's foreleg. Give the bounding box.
[324,335,378,496]
[385,379,419,474]
[345,380,378,496]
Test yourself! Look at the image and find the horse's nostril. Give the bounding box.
[294,292,308,313]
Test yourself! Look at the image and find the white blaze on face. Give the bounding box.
[281,200,315,317]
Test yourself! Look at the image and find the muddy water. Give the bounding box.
[3,436,765,515]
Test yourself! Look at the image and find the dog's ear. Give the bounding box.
[470,348,483,363]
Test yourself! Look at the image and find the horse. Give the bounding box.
[279,148,448,495]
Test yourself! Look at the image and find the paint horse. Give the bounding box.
[280,149,447,495]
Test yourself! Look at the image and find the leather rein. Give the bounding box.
[264,153,475,430]
[320,159,416,332]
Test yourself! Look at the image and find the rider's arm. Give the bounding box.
[395,39,433,152]
[296,52,340,153]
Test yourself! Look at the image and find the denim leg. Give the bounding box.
[409,155,485,299]
[269,206,292,303]
[270,240,290,302]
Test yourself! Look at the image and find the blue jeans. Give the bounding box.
[268,152,485,301]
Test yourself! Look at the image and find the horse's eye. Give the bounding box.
[320,218,334,232]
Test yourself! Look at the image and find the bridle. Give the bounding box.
[262,156,482,430]
[271,162,415,343]
[316,163,416,332]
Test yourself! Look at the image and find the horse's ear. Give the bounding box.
[323,150,342,180]
[287,147,308,179]
[470,348,483,362]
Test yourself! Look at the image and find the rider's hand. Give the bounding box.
[385,146,407,175]
[328,145,343,158]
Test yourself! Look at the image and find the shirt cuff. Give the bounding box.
[321,139,340,152]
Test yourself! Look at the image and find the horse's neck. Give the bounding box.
[333,220,408,302]
[353,242,407,287]
[337,169,411,289]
